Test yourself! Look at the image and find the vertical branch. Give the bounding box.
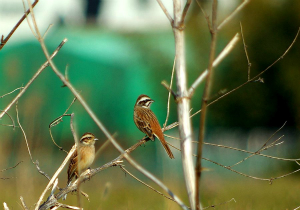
[240,22,251,81]
[173,0,195,209]
[195,1,218,209]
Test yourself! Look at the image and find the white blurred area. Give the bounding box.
[0,0,173,44]
[0,0,241,45]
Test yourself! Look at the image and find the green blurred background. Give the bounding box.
[1,0,300,209]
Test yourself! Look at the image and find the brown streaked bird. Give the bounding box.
[134,94,174,159]
[63,132,98,200]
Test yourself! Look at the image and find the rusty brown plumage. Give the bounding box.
[134,94,174,159]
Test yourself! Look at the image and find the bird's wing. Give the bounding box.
[134,114,154,140]
[67,150,78,184]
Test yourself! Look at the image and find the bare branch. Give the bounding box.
[217,0,250,31]
[40,136,184,210]
[163,57,176,129]
[240,22,251,80]
[229,135,285,168]
[42,24,53,39]
[20,197,29,210]
[49,97,77,153]
[0,0,39,50]
[0,87,24,98]
[203,142,300,161]
[196,0,212,33]
[0,109,16,129]
[188,33,240,96]
[161,81,177,100]
[190,28,300,118]
[0,161,23,172]
[181,0,192,25]
[202,198,236,210]
[3,202,9,210]
[50,203,81,210]
[172,0,196,208]
[22,0,38,39]
[202,157,300,184]
[0,39,68,120]
[156,0,173,24]
[36,145,77,210]
[120,166,176,203]
[195,1,218,208]
[16,101,34,163]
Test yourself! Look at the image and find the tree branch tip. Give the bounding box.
[161,80,175,95]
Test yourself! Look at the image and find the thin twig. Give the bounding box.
[62,64,70,87]
[240,22,251,80]
[22,0,38,39]
[217,0,250,31]
[170,135,300,162]
[49,97,77,153]
[0,109,16,129]
[190,28,300,118]
[0,39,68,120]
[36,145,77,210]
[16,101,34,163]
[0,87,24,98]
[20,196,29,210]
[0,0,39,50]
[229,135,285,168]
[16,102,52,181]
[156,0,173,24]
[202,157,300,184]
[120,166,175,202]
[259,121,287,151]
[181,0,192,27]
[203,142,300,161]
[161,81,177,100]
[196,0,213,33]
[188,33,240,97]
[202,198,236,210]
[163,57,176,129]
[0,161,23,172]
[42,24,53,39]
[167,142,300,183]
[49,203,81,210]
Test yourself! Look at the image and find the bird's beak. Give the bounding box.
[94,138,99,141]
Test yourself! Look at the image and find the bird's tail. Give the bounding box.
[158,136,174,159]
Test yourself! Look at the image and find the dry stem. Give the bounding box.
[195,1,218,209]
[0,39,67,120]
[0,0,39,50]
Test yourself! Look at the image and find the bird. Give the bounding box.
[133,94,174,159]
[63,132,98,200]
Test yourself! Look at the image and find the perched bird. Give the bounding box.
[134,94,174,159]
[63,132,98,200]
